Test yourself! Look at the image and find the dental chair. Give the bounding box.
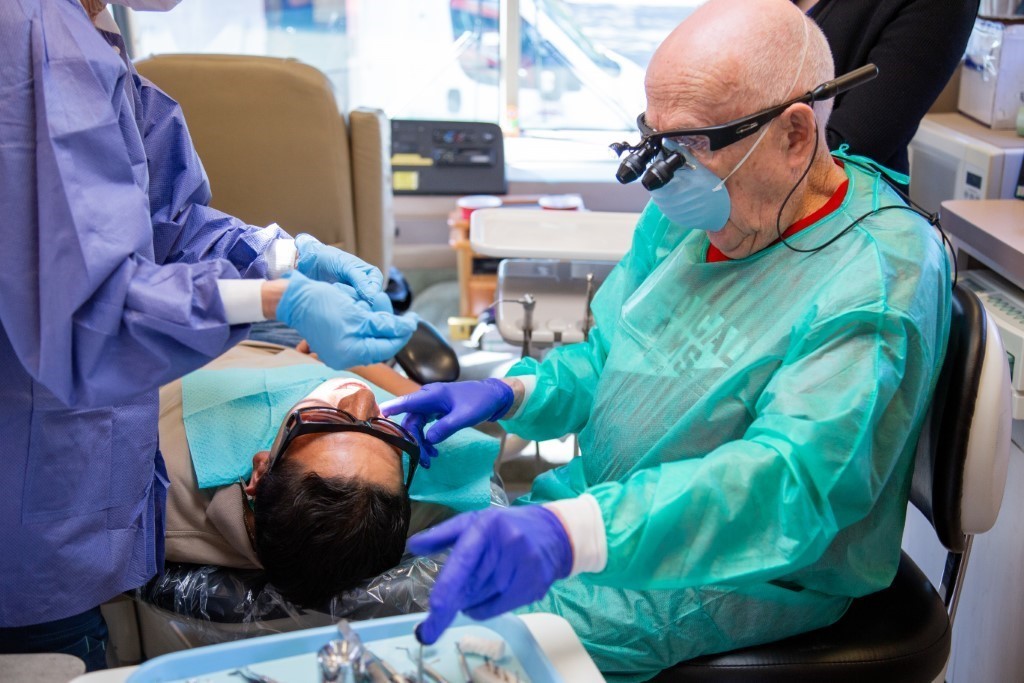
[470,208,638,356]
[653,284,1012,683]
[134,54,386,272]
[135,54,457,385]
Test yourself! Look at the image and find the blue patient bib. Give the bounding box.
[181,365,499,512]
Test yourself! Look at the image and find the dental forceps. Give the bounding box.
[397,645,450,683]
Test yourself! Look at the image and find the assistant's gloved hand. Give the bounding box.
[294,233,385,304]
[379,379,514,468]
[277,271,416,369]
[409,506,573,645]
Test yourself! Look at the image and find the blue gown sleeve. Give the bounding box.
[0,2,254,408]
[138,75,289,272]
[586,290,950,591]
[501,203,674,440]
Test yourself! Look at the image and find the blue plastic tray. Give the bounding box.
[127,612,563,682]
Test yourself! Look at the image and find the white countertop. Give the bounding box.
[942,200,1024,286]
[470,208,637,260]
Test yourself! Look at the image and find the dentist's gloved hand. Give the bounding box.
[295,233,386,304]
[409,506,573,645]
[380,379,514,468]
[277,271,416,369]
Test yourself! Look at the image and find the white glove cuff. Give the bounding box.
[265,233,298,280]
[543,494,607,576]
[216,279,267,325]
[503,375,536,420]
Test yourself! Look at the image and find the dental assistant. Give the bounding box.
[383,1,951,679]
[0,0,414,666]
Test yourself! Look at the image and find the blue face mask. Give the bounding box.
[649,123,772,233]
[648,148,732,233]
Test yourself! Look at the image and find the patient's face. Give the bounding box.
[249,379,405,494]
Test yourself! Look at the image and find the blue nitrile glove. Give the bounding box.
[277,271,416,369]
[409,506,573,645]
[380,379,514,469]
[332,281,395,314]
[295,233,385,303]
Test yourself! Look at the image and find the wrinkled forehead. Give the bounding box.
[644,60,745,132]
[644,88,738,134]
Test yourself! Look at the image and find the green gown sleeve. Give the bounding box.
[501,203,673,441]
[585,297,947,590]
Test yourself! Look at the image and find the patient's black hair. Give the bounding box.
[253,456,411,608]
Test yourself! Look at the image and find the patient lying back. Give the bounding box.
[159,341,447,608]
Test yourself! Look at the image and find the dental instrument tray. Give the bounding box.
[126,613,561,682]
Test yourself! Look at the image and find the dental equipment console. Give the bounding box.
[467,209,635,357]
[391,120,507,195]
[494,261,615,359]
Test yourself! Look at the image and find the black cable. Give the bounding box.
[773,114,958,288]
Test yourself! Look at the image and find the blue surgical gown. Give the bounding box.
[0,0,285,626]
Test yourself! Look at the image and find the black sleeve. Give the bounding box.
[824,0,979,170]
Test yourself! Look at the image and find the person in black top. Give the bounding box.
[796,0,980,183]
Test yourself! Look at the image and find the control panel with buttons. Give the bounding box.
[391,119,506,195]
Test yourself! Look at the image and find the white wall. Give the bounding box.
[901,420,1024,683]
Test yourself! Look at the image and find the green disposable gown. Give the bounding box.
[504,155,952,682]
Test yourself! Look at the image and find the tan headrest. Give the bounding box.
[135,54,357,252]
[348,108,394,277]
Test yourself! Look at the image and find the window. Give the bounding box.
[128,0,704,140]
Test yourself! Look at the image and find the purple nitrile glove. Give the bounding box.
[380,379,514,469]
[408,506,573,644]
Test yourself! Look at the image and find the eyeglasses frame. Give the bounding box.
[266,406,421,490]
[619,64,879,157]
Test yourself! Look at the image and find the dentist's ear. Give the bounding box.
[778,102,819,171]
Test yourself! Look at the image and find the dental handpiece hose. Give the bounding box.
[583,273,595,342]
[521,294,535,359]
[414,624,426,682]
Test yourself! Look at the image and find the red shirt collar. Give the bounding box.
[705,170,849,263]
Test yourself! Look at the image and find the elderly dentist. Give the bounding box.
[0,0,414,668]
[383,0,951,679]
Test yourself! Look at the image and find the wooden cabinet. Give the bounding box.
[448,211,497,317]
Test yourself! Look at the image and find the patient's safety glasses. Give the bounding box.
[609,64,879,190]
[267,406,421,489]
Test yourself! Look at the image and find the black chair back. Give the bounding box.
[394,320,461,385]
[910,285,986,553]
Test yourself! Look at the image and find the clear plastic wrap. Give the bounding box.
[133,480,508,657]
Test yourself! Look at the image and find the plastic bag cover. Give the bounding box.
[132,480,508,644]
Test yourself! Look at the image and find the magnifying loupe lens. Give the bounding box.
[641,151,685,191]
[616,142,660,185]
[616,152,651,184]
